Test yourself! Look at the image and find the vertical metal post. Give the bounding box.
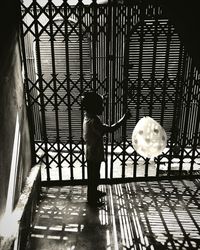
[19,19,37,167]
[178,56,193,176]
[92,0,98,91]
[48,0,62,181]
[78,0,85,180]
[132,4,139,178]
[121,3,131,178]
[33,0,50,181]
[105,2,111,179]
[174,50,186,171]
[110,0,116,179]
[149,5,159,177]
[145,158,150,177]
[160,23,171,176]
[167,43,184,176]
[134,3,145,175]
[149,5,158,117]
[189,70,200,175]
[64,0,74,180]
[160,25,171,126]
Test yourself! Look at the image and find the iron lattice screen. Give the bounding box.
[20,0,200,184]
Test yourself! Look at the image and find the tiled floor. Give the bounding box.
[27,179,200,249]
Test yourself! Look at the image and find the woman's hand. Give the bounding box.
[106,109,132,133]
[124,109,132,120]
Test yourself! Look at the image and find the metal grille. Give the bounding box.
[20,0,200,184]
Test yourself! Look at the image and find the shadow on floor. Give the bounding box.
[27,180,200,249]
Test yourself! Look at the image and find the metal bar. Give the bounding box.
[19,17,36,167]
[48,0,62,181]
[116,3,121,145]
[32,0,50,181]
[176,50,186,143]
[149,5,161,177]
[132,4,138,178]
[92,0,98,91]
[160,25,171,125]
[167,42,184,177]
[121,3,131,178]
[105,3,111,179]
[189,69,200,175]
[149,5,158,117]
[78,0,85,180]
[134,4,146,176]
[159,22,171,176]
[64,0,74,180]
[110,1,116,179]
[179,56,194,176]
[135,4,144,122]
[41,173,200,187]
[144,158,149,178]
[26,32,42,142]
[96,6,101,93]
[177,53,187,174]
[167,47,186,178]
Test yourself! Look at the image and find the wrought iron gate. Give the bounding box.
[20,0,200,184]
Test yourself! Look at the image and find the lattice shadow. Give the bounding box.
[28,180,200,249]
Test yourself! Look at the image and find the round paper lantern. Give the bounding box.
[132,116,167,158]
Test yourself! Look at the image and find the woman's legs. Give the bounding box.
[87,160,101,205]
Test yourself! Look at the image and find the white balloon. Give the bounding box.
[132,116,167,158]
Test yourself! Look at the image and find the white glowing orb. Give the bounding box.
[132,116,167,158]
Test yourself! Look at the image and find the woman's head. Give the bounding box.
[81,92,104,115]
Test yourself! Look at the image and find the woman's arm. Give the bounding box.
[103,110,131,133]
